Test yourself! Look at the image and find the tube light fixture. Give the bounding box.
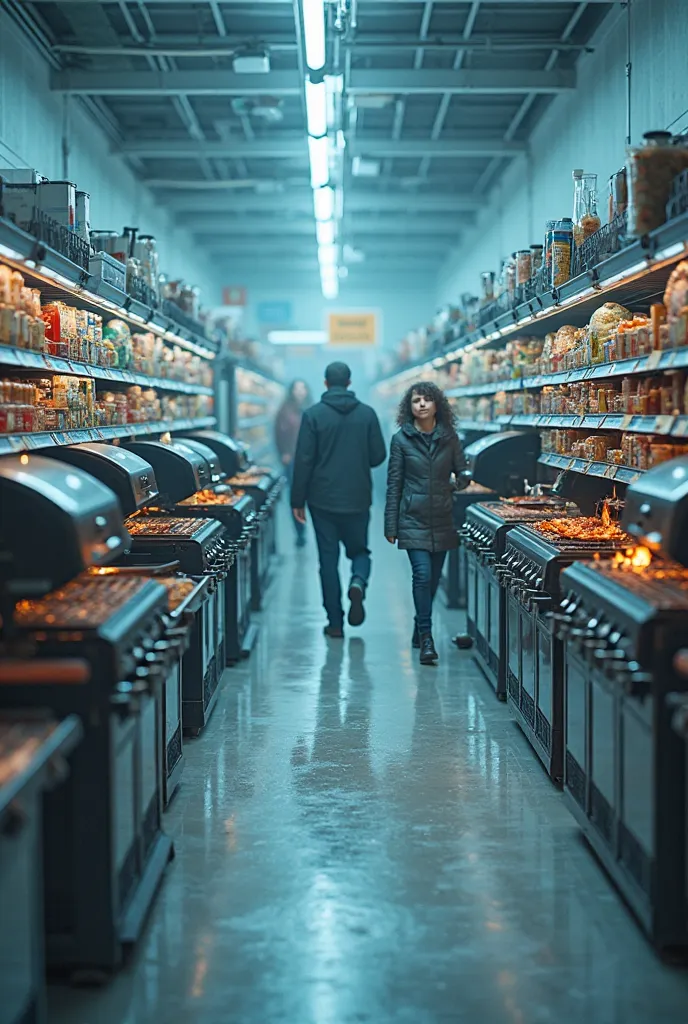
[318,243,337,266]
[316,220,335,246]
[321,270,338,300]
[313,186,335,221]
[308,135,329,188]
[302,0,326,71]
[305,79,327,138]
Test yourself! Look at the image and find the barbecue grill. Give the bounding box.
[501,524,634,781]
[0,455,177,974]
[554,559,688,950]
[462,499,571,697]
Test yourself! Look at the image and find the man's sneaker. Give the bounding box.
[347,581,366,627]
[324,624,344,639]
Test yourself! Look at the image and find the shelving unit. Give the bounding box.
[378,209,688,390]
[377,208,688,485]
[233,365,285,464]
[0,214,223,453]
[0,215,218,359]
[0,415,217,455]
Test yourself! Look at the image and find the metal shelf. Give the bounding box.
[0,344,213,394]
[0,416,216,455]
[445,346,688,401]
[538,453,642,484]
[478,413,676,434]
[0,215,219,360]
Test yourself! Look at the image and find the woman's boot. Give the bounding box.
[419,633,438,665]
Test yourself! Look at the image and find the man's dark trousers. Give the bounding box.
[309,508,371,629]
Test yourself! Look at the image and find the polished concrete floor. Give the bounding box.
[50,519,688,1023]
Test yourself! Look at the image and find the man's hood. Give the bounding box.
[321,387,360,415]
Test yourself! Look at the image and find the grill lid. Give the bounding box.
[179,429,249,477]
[0,454,128,596]
[44,442,159,515]
[173,438,223,484]
[464,431,540,497]
[124,440,204,503]
[623,457,688,566]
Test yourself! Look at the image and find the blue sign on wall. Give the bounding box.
[257,301,292,324]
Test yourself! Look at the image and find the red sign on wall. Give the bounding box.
[222,286,247,307]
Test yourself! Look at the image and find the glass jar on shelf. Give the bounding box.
[608,168,628,222]
[626,130,688,237]
[480,271,495,304]
[516,250,532,286]
[572,169,601,247]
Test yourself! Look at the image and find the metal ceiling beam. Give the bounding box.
[163,192,481,213]
[349,69,575,95]
[51,36,593,57]
[51,70,301,95]
[117,137,524,159]
[51,68,575,96]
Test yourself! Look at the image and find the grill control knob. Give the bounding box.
[95,515,107,528]
[639,503,652,516]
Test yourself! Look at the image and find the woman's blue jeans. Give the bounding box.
[406,550,447,635]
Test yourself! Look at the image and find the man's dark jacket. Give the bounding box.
[290,387,387,514]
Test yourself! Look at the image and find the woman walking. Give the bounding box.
[275,379,312,546]
[384,382,468,665]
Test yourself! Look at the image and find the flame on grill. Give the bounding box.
[601,502,611,528]
[612,546,653,571]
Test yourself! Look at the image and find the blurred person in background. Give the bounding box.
[384,382,468,665]
[275,379,312,547]
[291,362,386,638]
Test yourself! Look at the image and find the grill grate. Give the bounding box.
[126,516,207,538]
[14,575,150,628]
[507,670,520,702]
[566,752,586,809]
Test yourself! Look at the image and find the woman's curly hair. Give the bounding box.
[396,380,457,434]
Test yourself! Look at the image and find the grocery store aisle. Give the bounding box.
[50,515,688,1024]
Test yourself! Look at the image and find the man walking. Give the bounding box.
[291,361,387,637]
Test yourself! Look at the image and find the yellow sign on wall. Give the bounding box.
[328,312,378,346]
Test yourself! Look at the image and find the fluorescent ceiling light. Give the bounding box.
[318,243,337,266]
[313,186,334,221]
[302,0,326,71]
[305,79,327,138]
[316,220,335,245]
[308,136,329,188]
[321,274,338,300]
[268,330,327,345]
